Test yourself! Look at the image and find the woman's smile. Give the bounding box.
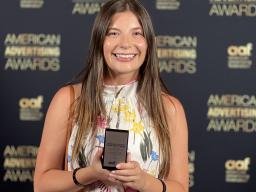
[103,11,147,80]
[112,53,137,61]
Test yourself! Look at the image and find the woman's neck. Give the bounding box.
[104,73,139,86]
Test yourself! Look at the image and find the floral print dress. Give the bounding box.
[67,81,161,192]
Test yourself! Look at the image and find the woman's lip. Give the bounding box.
[112,53,137,61]
[112,53,137,58]
[112,53,138,55]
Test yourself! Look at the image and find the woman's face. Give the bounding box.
[103,11,148,81]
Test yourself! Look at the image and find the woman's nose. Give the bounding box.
[119,35,132,49]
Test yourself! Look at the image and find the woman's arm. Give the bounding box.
[34,86,110,192]
[161,95,189,192]
[34,86,83,192]
[141,95,189,192]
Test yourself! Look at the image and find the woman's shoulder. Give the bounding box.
[54,83,81,100]
[161,92,185,116]
[161,92,188,133]
[49,83,82,111]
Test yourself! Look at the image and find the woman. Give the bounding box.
[34,0,188,191]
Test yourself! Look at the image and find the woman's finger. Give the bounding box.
[109,173,137,182]
[111,169,137,176]
[116,161,138,170]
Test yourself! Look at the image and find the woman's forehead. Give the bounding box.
[108,11,142,28]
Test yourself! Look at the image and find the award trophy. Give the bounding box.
[102,128,129,170]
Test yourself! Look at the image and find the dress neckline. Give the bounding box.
[103,79,137,87]
[103,80,138,96]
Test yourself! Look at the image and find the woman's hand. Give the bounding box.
[109,160,148,191]
[90,147,120,184]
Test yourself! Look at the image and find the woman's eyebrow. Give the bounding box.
[131,27,143,30]
[107,27,121,31]
[107,27,143,31]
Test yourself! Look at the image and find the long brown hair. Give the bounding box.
[72,0,171,178]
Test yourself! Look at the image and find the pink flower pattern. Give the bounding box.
[91,181,112,192]
[97,115,108,129]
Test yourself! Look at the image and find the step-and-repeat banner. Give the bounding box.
[1,0,255,191]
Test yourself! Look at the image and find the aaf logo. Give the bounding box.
[225,157,250,183]
[156,0,180,10]
[226,157,250,171]
[228,43,253,57]
[20,0,44,9]
[19,96,44,121]
[227,43,253,69]
[19,96,43,109]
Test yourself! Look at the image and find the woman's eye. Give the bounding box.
[107,32,119,36]
[134,31,143,36]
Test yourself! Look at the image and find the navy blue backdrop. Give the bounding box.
[1,0,256,191]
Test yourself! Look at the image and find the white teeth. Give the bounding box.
[115,54,135,59]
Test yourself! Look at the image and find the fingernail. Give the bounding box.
[116,164,121,169]
[111,170,115,173]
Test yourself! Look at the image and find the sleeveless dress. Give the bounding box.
[67,81,161,192]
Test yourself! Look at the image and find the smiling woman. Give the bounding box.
[103,11,147,84]
[34,0,188,192]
